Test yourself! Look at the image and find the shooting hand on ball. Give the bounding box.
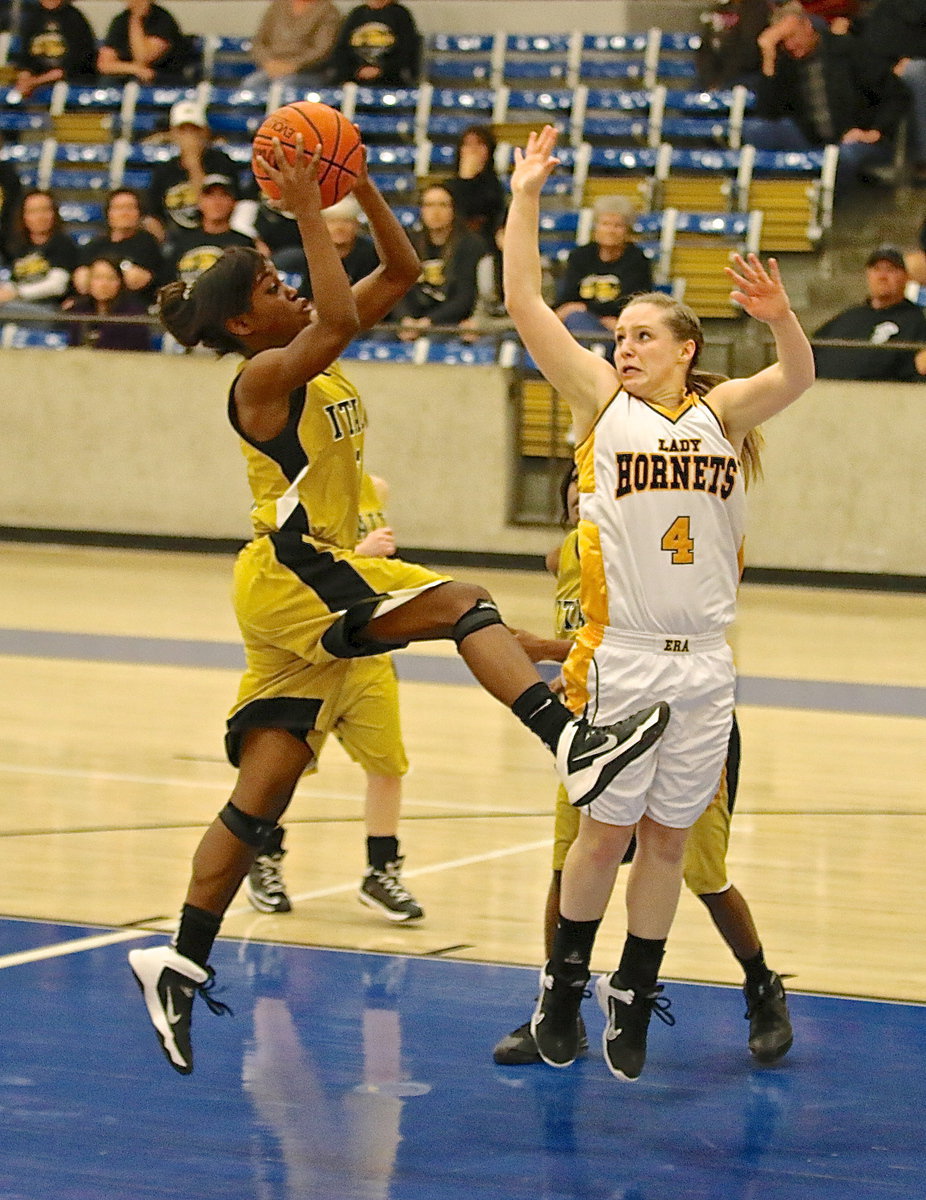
[254,134,323,216]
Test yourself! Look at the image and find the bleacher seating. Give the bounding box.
[425,33,502,87]
[656,208,763,318]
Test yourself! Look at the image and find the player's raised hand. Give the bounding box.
[255,134,322,215]
[726,253,791,324]
[510,125,561,198]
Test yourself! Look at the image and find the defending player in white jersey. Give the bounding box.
[503,124,815,1082]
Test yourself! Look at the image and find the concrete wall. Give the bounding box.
[75,1,703,40]
[0,347,922,579]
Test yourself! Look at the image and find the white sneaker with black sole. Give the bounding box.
[128,944,231,1075]
[556,702,670,808]
[358,857,424,922]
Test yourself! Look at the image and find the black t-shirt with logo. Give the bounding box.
[331,2,420,85]
[9,231,79,297]
[12,3,97,78]
[554,241,653,318]
[147,148,241,233]
[813,298,926,381]
[169,227,254,284]
[81,229,166,302]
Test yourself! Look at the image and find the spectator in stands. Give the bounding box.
[857,0,926,184]
[329,0,421,86]
[741,3,909,192]
[0,189,78,319]
[168,176,256,285]
[97,0,190,86]
[812,244,926,379]
[146,101,241,242]
[72,188,164,307]
[391,183,484,338]
[243,0,341,90]
[11,0,97,100]
[553,195,653,359]
[696,0,772,90]
[67,256,152,351]
[0,142,22,260]
[445,125,507,250]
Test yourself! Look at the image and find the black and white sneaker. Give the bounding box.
[246,852,292,914]
[530,965,591,1068]
[556,703,670,808]
[358,858,424,922]
[493,1013,589,1065]
[745,971,793,1063]
[596,970,674,1081]
[128,944,231,1075]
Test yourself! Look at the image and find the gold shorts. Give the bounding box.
[225,533,446,765]
[550,763,732,895]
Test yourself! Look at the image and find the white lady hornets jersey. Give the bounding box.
[575,389,746,636]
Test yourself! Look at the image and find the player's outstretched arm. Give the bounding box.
[710,254,815,444]
[350,146,421,329]
[503,126,616,443]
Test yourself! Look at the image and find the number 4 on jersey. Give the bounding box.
[661,515,694,564]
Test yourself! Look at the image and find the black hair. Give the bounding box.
[158,246,265,355]
[106,186,145,218]
[454,123,497,172]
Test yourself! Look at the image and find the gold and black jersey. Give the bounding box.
[229,359,365,549]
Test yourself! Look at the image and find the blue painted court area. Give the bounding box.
[1,919,924,1200]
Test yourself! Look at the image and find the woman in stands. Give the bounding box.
[67,255,151,351]
[503,125,813,1082]
[446,124,507,250]
[0,189,78,321]
[127,135,668,1077]
[392,182,485,339]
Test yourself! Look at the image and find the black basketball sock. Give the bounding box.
[549,916,601,982]
[367,835,399,872]
[511,682,574,753]
[173,904,222,968]
[618,933,667,994]
[739,947,773,995]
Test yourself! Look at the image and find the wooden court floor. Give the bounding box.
[1,541,925,1004]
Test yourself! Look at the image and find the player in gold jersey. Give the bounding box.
[246,473,425,922]
[494,466,792,1067]
[128,137,670,1074]
[505,125,813,1081]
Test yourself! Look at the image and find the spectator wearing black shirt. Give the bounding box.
[812,244,926,380]
[0,190,78,319]
[330,0,420,86]
[169,176,255,285]
[858,0,926,182]
[741,5,909,193]
[392,183,485,337]
[11,0,97,99]
[146,101,241,241]
[445,125,507,250]
[73,188,164,305]
[554,195,653,360]
[696,0,771,91]
[0,151,22,260]
[97,0,189,85]
[68,256,152,351]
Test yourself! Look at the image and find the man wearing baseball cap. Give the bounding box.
[168,175,257,286]
[145,101,241,241]
[812,244,926,380]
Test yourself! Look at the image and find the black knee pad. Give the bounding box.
[452,598,503,648]
[219,802,282,850]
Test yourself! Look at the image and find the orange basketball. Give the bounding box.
[252,101,363,208]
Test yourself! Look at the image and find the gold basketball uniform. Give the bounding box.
[225,363,446,766]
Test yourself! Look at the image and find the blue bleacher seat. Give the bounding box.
[1,327,70,350]
[426,87,497,141]
[58,200,105,225]
[426,33,500,85]
[351,86,423,142]
[425,337,499,365]
[578,33,654,84]
[502,33,574,85]
[578,88,655,146]
[340,338,417,363]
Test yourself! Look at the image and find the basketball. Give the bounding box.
[252,101,363,208]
